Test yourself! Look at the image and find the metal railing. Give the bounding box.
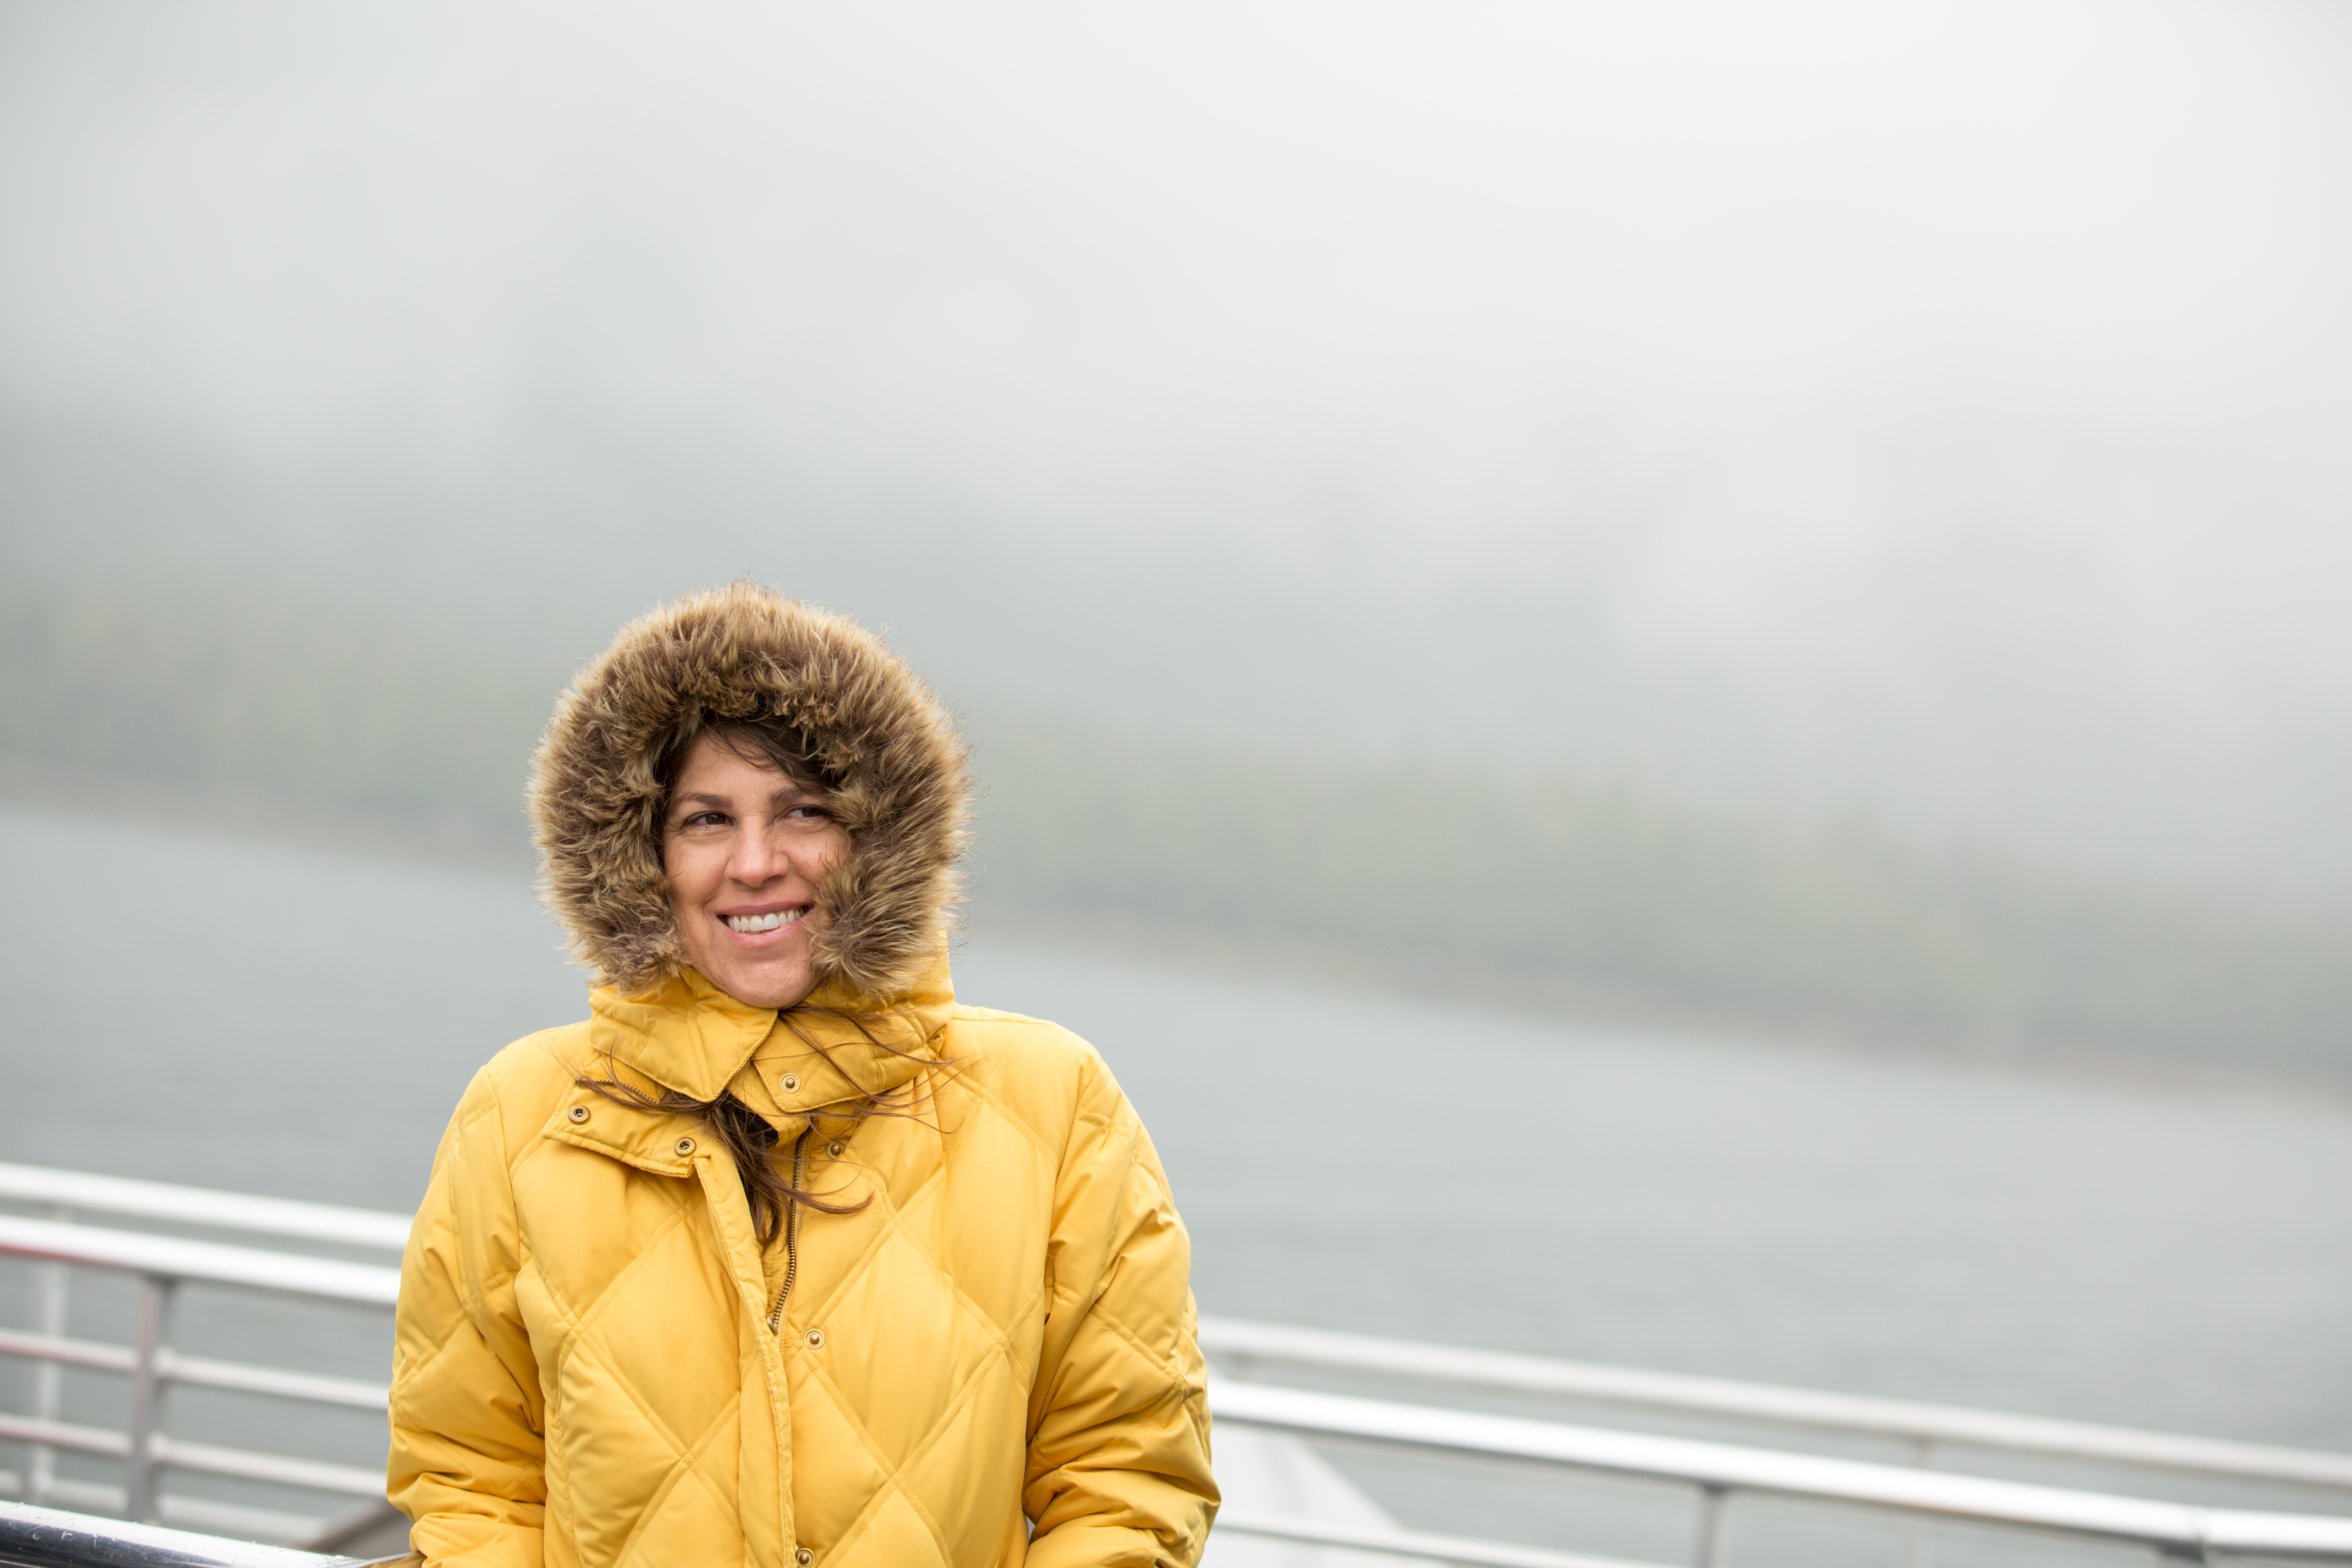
[7,1162,2352,1566]
[0,1500,404,1568]
[1197,1317,2352,1564]
[0,1169,410,1256]
[1209,1380,2352,1565]
[0,1166,404,1553]
[1200,1316,2352,1491]
[1211,1508,1665,1568]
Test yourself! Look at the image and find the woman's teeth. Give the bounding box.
[726,909,804,934]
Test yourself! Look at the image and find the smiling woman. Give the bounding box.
[385,584,1217,1568]
[662,726,851,1009]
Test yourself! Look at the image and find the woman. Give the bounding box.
[387,584,1218,1568]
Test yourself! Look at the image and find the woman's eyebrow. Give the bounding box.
[674,792,731,810]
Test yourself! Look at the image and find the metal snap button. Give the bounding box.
[826,1140,844,1158]
[567,1106,590,1124]
[796,1550,813,1566]
[780,1073,800,1092]
[674,1137,696,1157]
[805,1328,824,1349]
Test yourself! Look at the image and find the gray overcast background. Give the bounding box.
[4,0,2350,901]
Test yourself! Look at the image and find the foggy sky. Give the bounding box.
[4,0,2351,897]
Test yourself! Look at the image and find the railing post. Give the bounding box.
[27,1201,69,1504]
[1902,1436,1936,1568]
[1691,1483,1730,1568]
[122,1274,177,1522]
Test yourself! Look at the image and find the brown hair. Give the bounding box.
[654,712,841,804]
[576,712,940,1246]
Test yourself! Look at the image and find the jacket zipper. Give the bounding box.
[766,1129,809,1333]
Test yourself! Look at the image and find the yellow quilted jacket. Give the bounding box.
[388,958,1216,1567]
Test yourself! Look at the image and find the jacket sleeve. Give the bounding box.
[1022,1053,1219,1568]
[386,1069,548,1568]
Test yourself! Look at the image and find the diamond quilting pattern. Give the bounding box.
[579,1218,744,1441]
[806,1225,998,1460]
[551,1342,738,1564]
[929,1106,1058,1327]
[605,1434,744,1568]
[785,1376,894,1559]
[844,1487,958,1568]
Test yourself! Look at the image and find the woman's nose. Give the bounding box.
[727,823,792,884]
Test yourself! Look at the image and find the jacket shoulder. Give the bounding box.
[446,1020,596,1156]
[946,1004,1102,1072]
[942,1003,1138,1143]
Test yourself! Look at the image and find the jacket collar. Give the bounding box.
[583,952,956,1112]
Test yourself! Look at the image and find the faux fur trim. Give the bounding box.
[527,583,971,1000]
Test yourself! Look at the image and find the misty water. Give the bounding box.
[3,799,2349,1566]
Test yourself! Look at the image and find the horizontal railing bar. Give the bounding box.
[1209,1380,2352,1560]
[0,1329,131,1376]
[0,1414,127,1461]
[0,1501,397,1567]
[1200,1316,2352,1489]
[1,1474,332,1550]
[0,1330,391,1411]
[0,1164,410,1253]
[1215,1509,1669,1568]
[0,1417,384,1499]
[166,1355,390,1413]
[0,1217,399,1307]
[156,1441,386,1500]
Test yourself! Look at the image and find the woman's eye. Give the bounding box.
[786,804,830,820]
[680,811,727,829]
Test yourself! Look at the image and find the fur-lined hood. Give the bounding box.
[527,583,971,1001]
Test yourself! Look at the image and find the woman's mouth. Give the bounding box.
[724,907,808,934]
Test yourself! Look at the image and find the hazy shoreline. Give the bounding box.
[963,904,2352,1114]
[0,756,536,874]
[8,759,2341,1110]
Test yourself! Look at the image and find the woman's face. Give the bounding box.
[662,731,851,1009]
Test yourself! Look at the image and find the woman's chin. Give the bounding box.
[697,950,819,1010]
